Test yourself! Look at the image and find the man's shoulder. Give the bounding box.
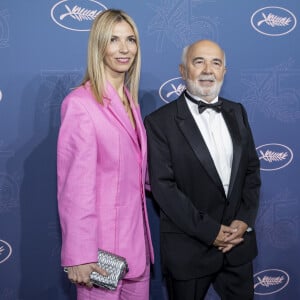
[220,96,236,105]
[220,96,243,110]
[145,98,179,121]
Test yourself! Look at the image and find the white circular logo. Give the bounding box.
[0,89,2,101]
[251,7,297,36]
[51,0,107,31]
[256,143,293,171]
[254,269,289,295]
[0,239,12,264]
[159,77,186,103]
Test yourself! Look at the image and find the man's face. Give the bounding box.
[180,40,226,102]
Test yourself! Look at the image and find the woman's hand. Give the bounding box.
[66,263,108,287]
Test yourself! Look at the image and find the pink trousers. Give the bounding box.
[76,263,150,300]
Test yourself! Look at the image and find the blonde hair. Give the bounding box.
[82,9,141,105]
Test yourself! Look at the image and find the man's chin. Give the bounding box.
[200,86,222,99]
[199,90,217,99]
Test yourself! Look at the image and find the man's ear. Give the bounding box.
[179,64,186,80]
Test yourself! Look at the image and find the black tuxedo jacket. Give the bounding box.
[144,94,261,280]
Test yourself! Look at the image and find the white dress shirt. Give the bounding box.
[185,92,233,196]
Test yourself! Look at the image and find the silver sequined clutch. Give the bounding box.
[90,249,129,290]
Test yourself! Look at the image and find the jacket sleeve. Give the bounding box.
[57,96,99,266]
[144,115,220,246]
[235,104,261,228]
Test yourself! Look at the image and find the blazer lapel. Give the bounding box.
[220,99,242,199]
[175,96,225,195]
[132,103,148,184]
[104,84,139,149]
[132,103,146,156]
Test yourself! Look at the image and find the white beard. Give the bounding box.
[186,78,223,101]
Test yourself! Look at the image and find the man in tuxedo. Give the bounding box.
[144,40,261,300]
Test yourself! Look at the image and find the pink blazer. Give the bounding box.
[57,82,154,279]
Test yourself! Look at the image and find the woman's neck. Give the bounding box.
[106,71,125,94]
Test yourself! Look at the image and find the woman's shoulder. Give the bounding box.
[64,83,92,100]
[62,83,97,108]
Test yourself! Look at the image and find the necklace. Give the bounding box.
[121,92,130,112]
[120,91,135,128]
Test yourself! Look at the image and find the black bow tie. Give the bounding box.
[184,91,223,113]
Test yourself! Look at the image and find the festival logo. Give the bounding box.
[0,173,19,213]
[0,9,9,48]
[241,60,300,123]
[251,7,297,36]
[0,240,12,264]
[254,269,289,295]
[39,69,83,127]
[256,143,293,171]
[159,77,185,103]
[51,0,107,31]
[255,189,299,250]
[147,1,219,52]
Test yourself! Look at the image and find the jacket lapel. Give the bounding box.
[175,96,225,195]
[175,95,243,198]
[104,83,140,149]
[132,103,148,183]
[132,103,146,157]
[220,98,242,199]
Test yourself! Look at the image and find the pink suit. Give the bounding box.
[57,82,154,298]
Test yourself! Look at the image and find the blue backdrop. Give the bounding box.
[0,1,299,299]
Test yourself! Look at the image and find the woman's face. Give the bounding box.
[104,20,137,78]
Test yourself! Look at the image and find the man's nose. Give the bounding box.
[202,61,212,73]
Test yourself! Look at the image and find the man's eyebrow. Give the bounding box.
[192,57,223,63]
[193,56,204,60]
[212,58,222,63]
[192,56,204,62]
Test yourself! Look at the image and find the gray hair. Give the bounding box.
[180,42,226,67]
[181,45,189,67]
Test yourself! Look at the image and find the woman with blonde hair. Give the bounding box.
[57,9,154,300]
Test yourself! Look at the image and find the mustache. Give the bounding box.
[198,75,216,81]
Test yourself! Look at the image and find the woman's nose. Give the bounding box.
[119,41,129,53]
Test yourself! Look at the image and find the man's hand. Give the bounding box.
[214,220,248,253]
[213,224,238,248]
[225,220,248,242]
[66,263,107,287]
